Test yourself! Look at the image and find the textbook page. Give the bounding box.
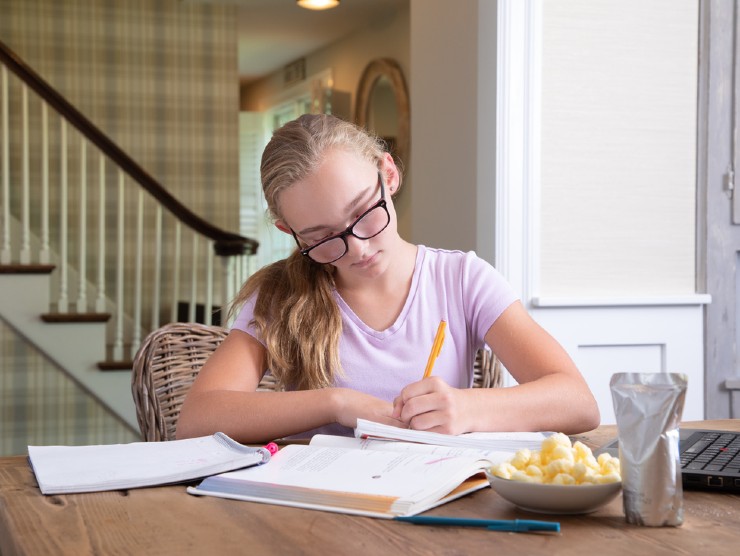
[188,444,491,518]
[354,419,550,452]
[28,432,270,495]
[310,434,514,465]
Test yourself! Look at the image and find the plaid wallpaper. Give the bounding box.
[0,318,139,456]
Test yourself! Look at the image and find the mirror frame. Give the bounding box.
[355,58,410,169]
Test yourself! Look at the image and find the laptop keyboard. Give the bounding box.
[681,433,740,473]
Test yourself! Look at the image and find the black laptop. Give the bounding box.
[597,428,740,492]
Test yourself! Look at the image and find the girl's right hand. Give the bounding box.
[331,388,407,430]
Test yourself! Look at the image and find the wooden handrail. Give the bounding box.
[0,39,257,257]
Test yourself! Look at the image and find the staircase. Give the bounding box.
[0,41,257,431]
[0,270,136,425]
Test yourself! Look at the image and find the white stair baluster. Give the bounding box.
[0,65,9,264]
[76,140,87,312]
[221,255,234,326]
[112,171,125,361]
[20,85,30,264]
[233,254,241,297]
[205,240,213,326]
[188,234,198,323]
[58,120,69,313]
[95,153,106,313]
[170,220,181,323]
[132,188,144,355]
[241,254,248,290]
[151,204,162,329]
[40,102,50,264]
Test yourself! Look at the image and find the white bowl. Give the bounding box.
[486,471,622,515]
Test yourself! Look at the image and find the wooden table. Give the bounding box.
[1,420,739,556]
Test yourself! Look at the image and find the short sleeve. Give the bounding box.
[230,295,266,347]
[461,252,519,343]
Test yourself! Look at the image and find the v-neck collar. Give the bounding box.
[333,245,426,339]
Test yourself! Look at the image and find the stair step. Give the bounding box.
[97,360,134,371]
[0,264,55,274]
[41,313,112,323]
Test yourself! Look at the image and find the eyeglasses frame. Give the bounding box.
[290,171,389,264]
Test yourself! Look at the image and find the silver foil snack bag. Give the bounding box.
[610,372,687,527]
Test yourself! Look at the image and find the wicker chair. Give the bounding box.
[131,321,502,441]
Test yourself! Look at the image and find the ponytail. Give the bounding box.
[229,251,342,390]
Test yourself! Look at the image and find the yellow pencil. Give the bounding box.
[423,320,447,379]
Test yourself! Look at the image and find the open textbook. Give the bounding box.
[28,433,271,495]
[187,424,550,519]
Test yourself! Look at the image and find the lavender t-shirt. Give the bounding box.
[231,245,518,437]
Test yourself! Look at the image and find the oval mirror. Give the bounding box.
[355,58,410,171]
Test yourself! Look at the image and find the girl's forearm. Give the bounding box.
[176,388,341,443]
[464,374,600,435]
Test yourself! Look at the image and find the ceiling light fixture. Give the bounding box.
[297,0,340,10]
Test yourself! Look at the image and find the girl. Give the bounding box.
[176,114,599,443]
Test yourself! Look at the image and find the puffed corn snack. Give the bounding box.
[490,433,621,485]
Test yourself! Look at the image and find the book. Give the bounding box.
[187,424,548,519]
[354,419,550,451]
[187,443,491,518]
[28,432,271,495]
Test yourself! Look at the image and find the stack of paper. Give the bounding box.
[28,432,270,495]
[354,419,550,452]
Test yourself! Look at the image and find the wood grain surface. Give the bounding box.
[1,421,738,556]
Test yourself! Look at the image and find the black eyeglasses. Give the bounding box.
[290,172,390,264]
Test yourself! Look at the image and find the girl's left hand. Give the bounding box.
[391,377,469,435]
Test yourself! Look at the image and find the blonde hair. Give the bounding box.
[230,114,391,390]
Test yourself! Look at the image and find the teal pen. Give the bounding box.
[394,516,560,533]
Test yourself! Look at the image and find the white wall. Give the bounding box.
[539,0,698,297]
[535,1,704,423]
[532,301,706,424]
[530,0,704,423]
[409,0,498,263]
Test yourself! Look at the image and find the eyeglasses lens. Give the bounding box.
[308,205,389,263]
